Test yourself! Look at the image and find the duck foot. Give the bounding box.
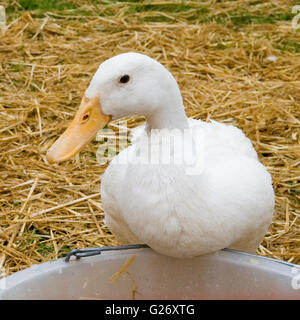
[65,244,149,262]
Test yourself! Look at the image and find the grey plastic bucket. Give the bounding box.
[0,246,299,300]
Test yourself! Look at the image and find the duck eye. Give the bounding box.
[119,75,130,83]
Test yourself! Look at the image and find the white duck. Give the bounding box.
[47,53,275,258]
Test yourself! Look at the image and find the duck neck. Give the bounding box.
[146,103,189,132]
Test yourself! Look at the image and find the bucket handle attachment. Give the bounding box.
[65,244,149,262]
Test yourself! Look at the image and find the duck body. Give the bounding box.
[47,52,275,258]
[102,119,274,258]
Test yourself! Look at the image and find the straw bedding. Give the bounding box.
[0,0,299,276]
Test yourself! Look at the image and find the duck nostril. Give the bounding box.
[81,113,90,123]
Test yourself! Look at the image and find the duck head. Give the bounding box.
[46,52,188,163]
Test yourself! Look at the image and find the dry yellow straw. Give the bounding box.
[110,255,136,284]
[0,1,299,277]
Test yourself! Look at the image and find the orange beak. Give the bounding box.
[46,95,111,163]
